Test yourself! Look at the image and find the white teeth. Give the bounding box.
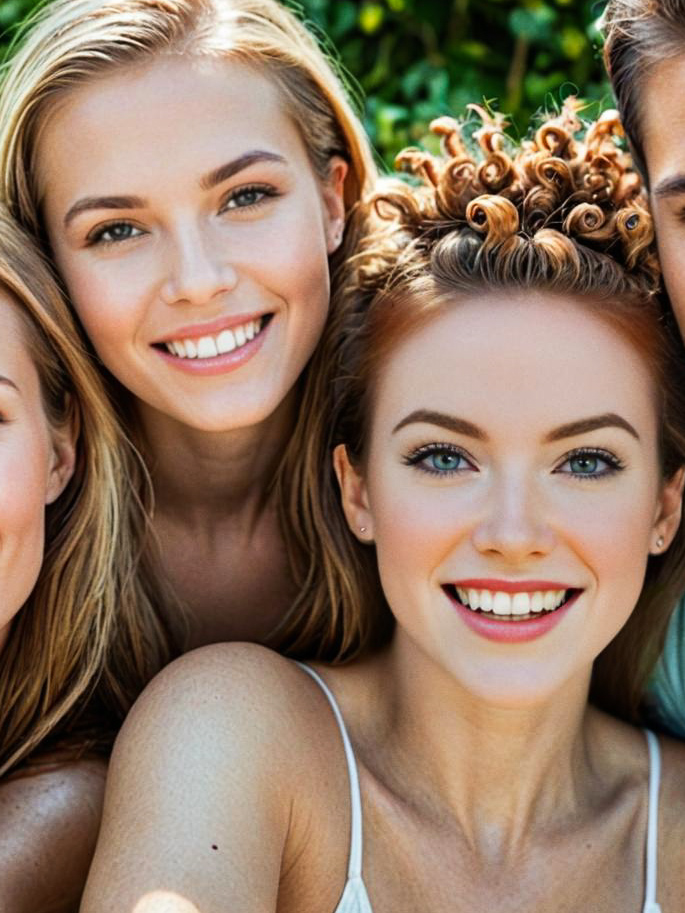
[543,590,557,612]
[162,317,262,360]
[455,587,570,617]
[217,329,236,354]
[511,593,530,615]
[197,336,218,358]
[492,592,511,615]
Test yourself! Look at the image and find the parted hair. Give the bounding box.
[603,0,685,181]
[0,210,176,777]
[281,102,685,723]
[0,0,377,659]
[0,0,375,229]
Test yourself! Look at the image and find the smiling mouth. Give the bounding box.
[154,314,273,360]
[447,585,581,621]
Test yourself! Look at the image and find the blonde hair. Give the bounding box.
[284,102,685,723]
[0,0,376,231]
[603,1,685,181]
[0,208,176,777]
[0,0,378,660]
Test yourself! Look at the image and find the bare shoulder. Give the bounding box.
[0,757,106,913]
[119,641,324,754]
[653,734,685,898]
[83,645,346,912]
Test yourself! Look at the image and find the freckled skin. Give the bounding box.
[0,293,94,913]
[82,295,685,912]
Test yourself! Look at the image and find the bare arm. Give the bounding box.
[80,645,303,913]
[0,758,106,913]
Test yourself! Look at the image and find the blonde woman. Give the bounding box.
[83,107,685,912]
[0,0,376,653]
[0,209,173,910]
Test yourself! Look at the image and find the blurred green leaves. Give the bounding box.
[0,0,611,169]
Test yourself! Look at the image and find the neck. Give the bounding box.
[133,389,296,527]
[369,632,609,858]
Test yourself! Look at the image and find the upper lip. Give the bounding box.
[451,578,576,593]
[153,311,270,344]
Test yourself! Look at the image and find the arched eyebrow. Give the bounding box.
[392,409,639,441]
[199,150,287,191]
[653,173,685,198]
[0,375,19,393]
[544,413,639,442]
[392,410,486,439]
[63,150,287,227]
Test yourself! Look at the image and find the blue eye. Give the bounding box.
[556,448,623,479]
[428,452,464,472]
[403,444,476,476]
[221,184,278,212]
[88,222,144,245]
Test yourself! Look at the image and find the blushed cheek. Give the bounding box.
[0,495,46,649]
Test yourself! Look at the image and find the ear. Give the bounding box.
[45,408,78,505]
[333,443,373,543]
[321,156,349,255]
[651,465,685,554]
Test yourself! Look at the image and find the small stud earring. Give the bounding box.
[656,535,665,550]
[359,526,367,534]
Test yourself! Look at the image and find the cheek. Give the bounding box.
[0,439,52,640]
[55,253,145,355]
[655,220,685,337]
[369,475,459,607]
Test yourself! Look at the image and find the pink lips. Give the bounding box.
[153,313,271,377]
[445,581,581,644]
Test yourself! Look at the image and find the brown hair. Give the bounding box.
[603,0,685,181]
[0,208,176,777]
[283,102,685,724]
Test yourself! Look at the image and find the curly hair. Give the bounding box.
[603,0,685,181]
[279,101,685,724]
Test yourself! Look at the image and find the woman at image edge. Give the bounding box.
[604,0,685,739]
[0,209,168,911]
[82,108,685,911]
[0,0,375,652]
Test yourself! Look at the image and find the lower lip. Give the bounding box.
[447,590,580,644]
[153,321,270,377]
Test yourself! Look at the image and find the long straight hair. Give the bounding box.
[0,210,176,776]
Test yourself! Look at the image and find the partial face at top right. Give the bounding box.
[641,54,685,337]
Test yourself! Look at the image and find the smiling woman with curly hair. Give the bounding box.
[83,103,685,912]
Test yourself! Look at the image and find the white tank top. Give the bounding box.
[296,663,663,913]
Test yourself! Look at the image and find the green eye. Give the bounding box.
[429,452,463,472]
[568,455,600,474]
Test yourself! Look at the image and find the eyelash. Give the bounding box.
[85,183,281,246]
[402,443,476,477]
[553,447,625,480]
[402,444,625,480]
[219,183,280,213]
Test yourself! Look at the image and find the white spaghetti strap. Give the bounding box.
[296,663,364,880]
[643,729,662,913]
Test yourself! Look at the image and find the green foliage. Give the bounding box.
[0,0,612,169]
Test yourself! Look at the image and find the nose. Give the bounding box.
[471,473,556,561]
[161,225,238,306]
